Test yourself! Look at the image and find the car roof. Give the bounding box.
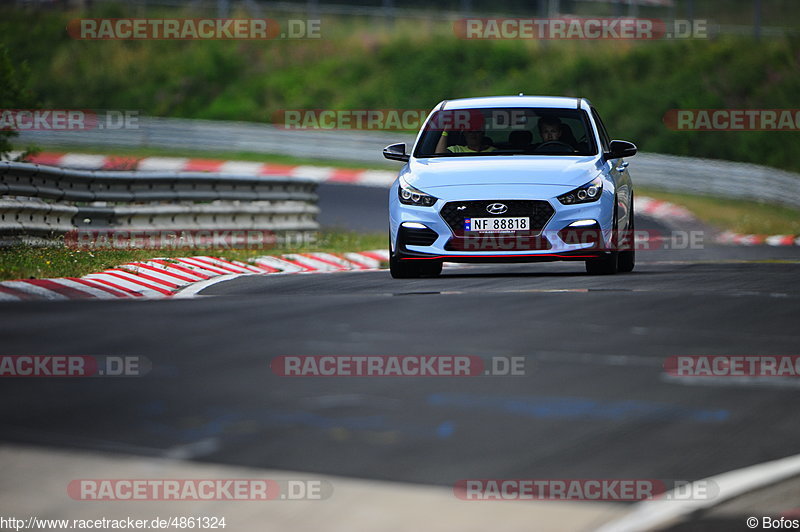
[439,95,592,111]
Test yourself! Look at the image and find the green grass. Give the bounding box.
[638,186,800,235]
[0,230,386,282]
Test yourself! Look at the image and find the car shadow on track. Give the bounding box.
[437,270,656,279]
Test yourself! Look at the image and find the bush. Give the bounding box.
[0,43,36,158]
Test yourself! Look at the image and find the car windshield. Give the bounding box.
[414,107,598,157]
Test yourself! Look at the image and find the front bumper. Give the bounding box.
[389,183,615,262]
[396,248,611,263]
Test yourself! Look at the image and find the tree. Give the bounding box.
[0,43,36,159]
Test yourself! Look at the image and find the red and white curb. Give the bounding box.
[636,199,800,247]
[635,196,695,222]
[11,151,397,187]
[0,250,389,302]
[715,231,800,247]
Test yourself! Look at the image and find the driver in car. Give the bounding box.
[538,116,566,143]
[533,116,580,153]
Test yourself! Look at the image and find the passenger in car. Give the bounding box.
[435,111,496,154]
[435,129,496,154]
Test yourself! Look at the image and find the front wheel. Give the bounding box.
[617,248,635,273]
[420,260,443,277]
[390,254,417,278]
[617,198,636,273]
[390,255,442,278]
[585,252,618,275]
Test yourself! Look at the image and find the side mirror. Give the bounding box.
[606,140,637,160]
[383,143,409,162]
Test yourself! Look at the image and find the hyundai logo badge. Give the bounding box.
[486,203,508,215]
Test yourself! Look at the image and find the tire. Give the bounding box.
[389,255,442,279]
[585,252,618,275]
[617,195,635,273]
[617,249,635,273]
[420,260,443,277]
[586,195,620,275]
[389,232,442,278]
[389,254,442,279]
[390,253,419,278]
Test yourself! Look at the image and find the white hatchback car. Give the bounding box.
[384,95,637,278]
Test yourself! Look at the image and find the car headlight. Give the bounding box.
[557,176,603,205]
[398,178,438,207]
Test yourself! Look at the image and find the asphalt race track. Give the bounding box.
[317,182,390,232]
[1,183,799,518]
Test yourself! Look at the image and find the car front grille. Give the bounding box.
[439,200,555,235]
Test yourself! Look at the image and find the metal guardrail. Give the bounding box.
[0,198,78,240]
[632,153,800,210]
[0,162,319,246]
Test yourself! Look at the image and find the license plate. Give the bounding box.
[464,217,529,232]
